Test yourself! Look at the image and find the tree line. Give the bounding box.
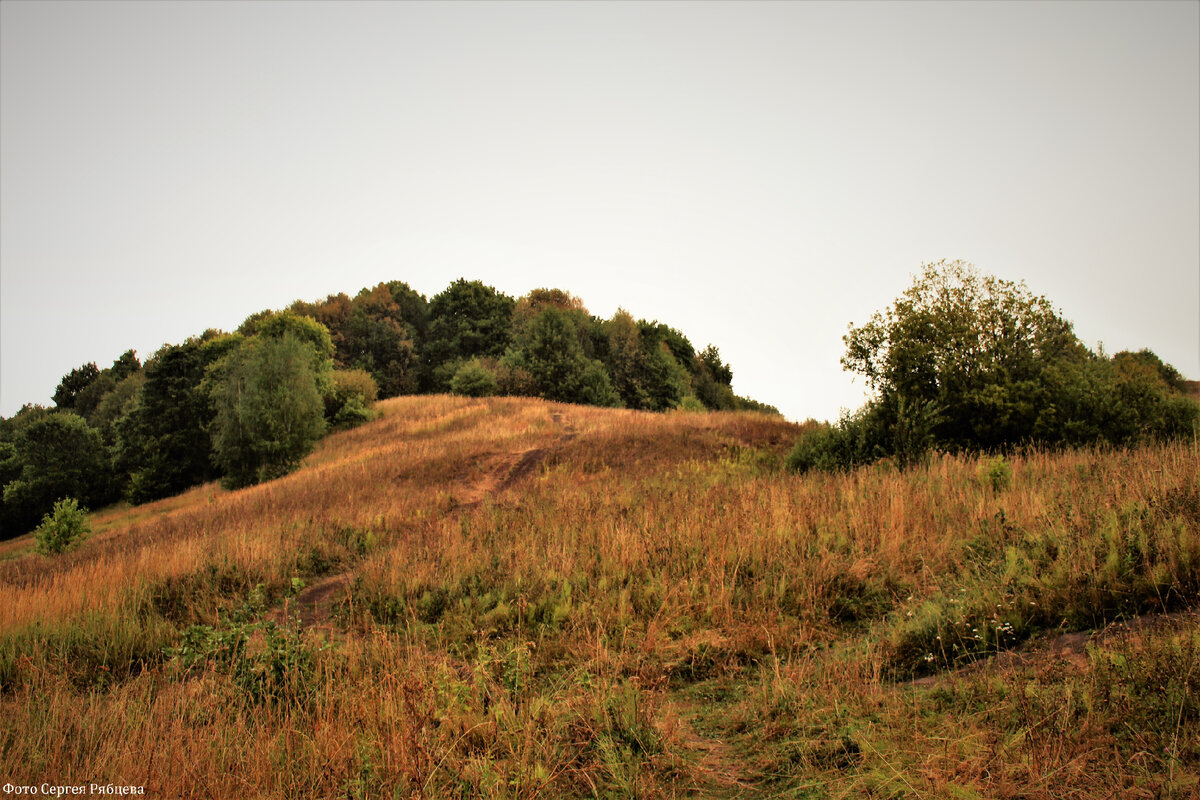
[789,260,1200,472]
[1,279,773,538]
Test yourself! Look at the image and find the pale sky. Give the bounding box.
[2,0,1197,422]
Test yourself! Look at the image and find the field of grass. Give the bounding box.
[2,394,1197,798]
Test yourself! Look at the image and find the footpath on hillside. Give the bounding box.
[267,409,578,632]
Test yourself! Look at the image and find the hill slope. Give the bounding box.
[2,396,1197,798]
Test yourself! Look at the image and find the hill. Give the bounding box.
[2,279,776,540]
[1,395,1197,797]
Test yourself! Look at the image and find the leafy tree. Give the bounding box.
[109,349,142,383]
[423,279,515,391]
[65,350,142,425]
[508,307,620,407]
[239,311,334,379]
[74,373,116,422]
[793,261,1200,473]
[573,360,622,408]
[602,313,691,411]
[1111,349,1188,394]
[344,284,423,397]
[698,344,733,386]
[604,310,651,409]
[116,334,237,503]
[52,363,101,410]
[380,280,430,341]
[1,413,113,536]
[208,333,328,488]
[291,293,355,365]
[91,372,145,444]
[842,260,1086,452]
[512,288,587,328]
[693,344,738,410]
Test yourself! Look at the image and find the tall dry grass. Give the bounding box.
[1,395,1196,797]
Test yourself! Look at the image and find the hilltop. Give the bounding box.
[1,394,1196,797]
[1,279,775,541]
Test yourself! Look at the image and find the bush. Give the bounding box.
[674,395,708,413]
[787,404,888,473]
[449,359,499,397]
[325,368,378,429]
[34,497,90,554]
[332,396,374,429]
[978,455,1012,493]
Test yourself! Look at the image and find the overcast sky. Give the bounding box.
[2,0,1197,422]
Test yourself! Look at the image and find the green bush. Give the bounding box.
[34,497,90,554]
[326,368,378,429]
[674,395,708,413]
[979,455,1012,493]
[787,404,887,473]
[449,359,499,397]
[331,396,374,429]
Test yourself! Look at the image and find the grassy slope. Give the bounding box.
[1,395,1197,798]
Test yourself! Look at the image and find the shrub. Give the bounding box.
[979,455,1012,493]
[34,497,90,554]
[787,404,887,473]
[449,359,499,397]
[674,395,708,413]
[326,368,378,429]
[332,396,374,429]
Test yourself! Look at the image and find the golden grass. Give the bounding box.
[1,395,1196,798]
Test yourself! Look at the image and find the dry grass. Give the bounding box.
[1,395,1196,798]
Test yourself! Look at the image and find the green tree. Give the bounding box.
[798,261,1200,473]
[290,293,354,365]
[52,362,101,410]
[325,368,379,429]
[109,349,142,383]
[602,313,689,412]
[115,334,236,503]
[842,260,1086,451]
[208,333,328,488]
[1,413,113,536]
[692,344,737,410]
[422,279,515,391]
[91,372,146,444]
[33,497,91,554]
[345,284,422,397]
[510,307,620,407]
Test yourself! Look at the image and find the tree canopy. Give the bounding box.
[790,260,1199,472]
[208,332,329,488]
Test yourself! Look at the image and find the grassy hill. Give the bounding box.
[2,395,1197,798]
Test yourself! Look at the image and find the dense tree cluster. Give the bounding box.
[789,261,1200,473]
[1,278,771,538]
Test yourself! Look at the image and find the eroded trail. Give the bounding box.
[908,608,1200,688]
[268,408,577,631]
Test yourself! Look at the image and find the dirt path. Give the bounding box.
[268,408,576,631]
[908,609,1199,687]
[660,696,758,797]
